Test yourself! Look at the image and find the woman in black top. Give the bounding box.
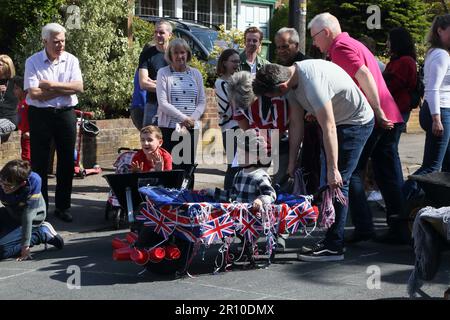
[0,54,18,142]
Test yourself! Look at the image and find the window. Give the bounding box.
[197,0,210,24]
[226,0,232,29]
[183,0,195,20]
[139,0,158,16]
[212,0,224,26]
[163,0,175,17]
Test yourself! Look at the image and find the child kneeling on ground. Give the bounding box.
[204,129,276,213]
[0,160,63,261]
[131,125,173,172]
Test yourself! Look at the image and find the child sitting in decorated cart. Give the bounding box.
[111,128,323,276]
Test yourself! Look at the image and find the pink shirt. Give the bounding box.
[329,33,403,124]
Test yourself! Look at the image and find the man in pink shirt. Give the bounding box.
[307,13,409,245]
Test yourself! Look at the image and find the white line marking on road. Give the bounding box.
[0,269,37,281]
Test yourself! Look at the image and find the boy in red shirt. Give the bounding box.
[131,125,172,172]
[12,76,30,163]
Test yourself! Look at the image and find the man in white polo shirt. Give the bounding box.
[24,23,83,223]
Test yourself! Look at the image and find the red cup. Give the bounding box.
[148,247,166,263]
[112,237,128,250]
[126,232,138,244]
[130,248,149,265]
[113,247,133,261]
[165,244,181,260]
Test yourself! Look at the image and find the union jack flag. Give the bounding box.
[239,212,263,242]
[139,205,175,239]
[200,213,235,245]
[284,198,318,234]
[159,204,202,227]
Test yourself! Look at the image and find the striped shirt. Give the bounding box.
[168,70,199,128]
[214,78,238,131]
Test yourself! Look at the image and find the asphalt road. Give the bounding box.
[0,132,449,301]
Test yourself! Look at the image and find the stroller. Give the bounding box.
[104,147,197,229]
[111,184,330,276]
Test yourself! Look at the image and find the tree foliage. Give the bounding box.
[64,0,141,118]
[0,0,65,54]
[306,0,430,56]
[132,16,155,48]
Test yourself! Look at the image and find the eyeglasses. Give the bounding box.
[311,29,325,39]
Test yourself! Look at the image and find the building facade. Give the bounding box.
[135,0,277,38]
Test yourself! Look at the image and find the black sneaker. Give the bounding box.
[300,239,325,254]
[55,208,73,222]
[41,222,64,249]
[302,240,347,254]
[297,244,344,262]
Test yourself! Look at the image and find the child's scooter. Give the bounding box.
[74,109,102,178]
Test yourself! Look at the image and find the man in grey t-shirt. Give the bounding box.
[288,60,373,126]
[253,61,374,262]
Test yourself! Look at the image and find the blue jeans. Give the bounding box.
[403,101,450,199]
[349,123,405,234]
[0,211,47,260]
[324,119,374,250]
[397,112,410,139]
[143,102,158,126]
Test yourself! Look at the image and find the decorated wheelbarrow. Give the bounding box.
[103,169,192,230]
[111,185,338,276]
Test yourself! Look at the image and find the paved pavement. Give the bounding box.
[0,132,449,301]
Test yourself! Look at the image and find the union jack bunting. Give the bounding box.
[139,204,175,239]
[284,198,318,234]
[239,212,263,242]
[201,213,236,245]
[158,204,202,227]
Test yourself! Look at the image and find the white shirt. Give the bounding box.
[247,60,257,75]
[24,50,83,108]
[424,48,450,115]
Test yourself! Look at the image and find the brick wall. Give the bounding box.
[202,88,220,130]
[0,131,22,166]
[0,89,220,169]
